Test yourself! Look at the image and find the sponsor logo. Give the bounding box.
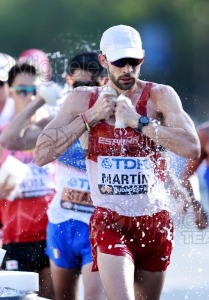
[114,244,126,248]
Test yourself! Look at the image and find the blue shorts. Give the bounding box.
[46,219,92,269]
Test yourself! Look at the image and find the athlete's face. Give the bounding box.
[108,64,138,90]
[10,73,37,114]
[99,55,143,91]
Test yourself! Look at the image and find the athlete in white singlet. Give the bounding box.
[36,25,200,300]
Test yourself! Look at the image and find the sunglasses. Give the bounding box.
[10,85,37,97]
[72,81,100,88]
[110,58,144,68]
[0,81,5,87]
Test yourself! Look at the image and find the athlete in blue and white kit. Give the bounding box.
[46,139,105,299]
[45,52,106,300]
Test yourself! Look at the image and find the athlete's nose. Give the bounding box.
[122,63,133,73]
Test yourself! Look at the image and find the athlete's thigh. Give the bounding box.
[134,269,166,300]
[97,251,135,300]
[82,262,106,300]
[50,259,80,300]
[39,266,54,299]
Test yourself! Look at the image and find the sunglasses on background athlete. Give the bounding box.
[110,57,144,68]
[10,85,37,97]
[72,81,100,88]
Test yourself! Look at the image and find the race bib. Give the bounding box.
[60,173,94,214]
[17,163,55,198]
[98,156,156,195]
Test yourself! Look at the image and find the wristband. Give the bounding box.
[80,113,90,132]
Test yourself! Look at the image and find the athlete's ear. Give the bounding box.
[98,54,108,69]
[65,74,74,86]
[99,76,108,86]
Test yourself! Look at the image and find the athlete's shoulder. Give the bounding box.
[63,86,99,106]
[148,82,182,110]
[150,82,175,96]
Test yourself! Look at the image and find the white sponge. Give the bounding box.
[99,87,117,98]
[116,94,133,107]
[99,88,134,128]
[115,94,134,128]
[38,82,62,106]
[99,87,117,109]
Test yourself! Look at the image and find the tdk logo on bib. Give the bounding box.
[67,176,90,191]
[98,156,155,195]
[101,157,150,170]
[101,158,112,169]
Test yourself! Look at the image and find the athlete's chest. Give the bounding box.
[89,122,155,158]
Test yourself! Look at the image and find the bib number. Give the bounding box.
[61,187,94,214]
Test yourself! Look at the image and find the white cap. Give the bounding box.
[0,53,16,82]
[100,25,144,62]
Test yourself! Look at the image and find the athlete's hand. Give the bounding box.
[89,93,116,121]
[0,175,17,200]
[115,99,138,128]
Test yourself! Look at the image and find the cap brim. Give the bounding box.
[105,48,144,62]
[0,70,8,82]
[0,53,16,82]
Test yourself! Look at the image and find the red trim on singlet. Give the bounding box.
[136,82,152,115]
[88,88,99,109]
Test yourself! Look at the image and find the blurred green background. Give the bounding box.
[0,0,209,124]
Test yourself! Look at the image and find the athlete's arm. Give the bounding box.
[0,97,52,151]
[35,87,115,166]
[181,127,207,193]
[180,128,208,229]
[117,84,200,159]
[165,172,191,209]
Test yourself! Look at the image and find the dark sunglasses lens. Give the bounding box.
[73,81,99,88]
[111,60,125,67]
[0,81,5,87]
[111,58,143,68]
[129,58,143,67]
